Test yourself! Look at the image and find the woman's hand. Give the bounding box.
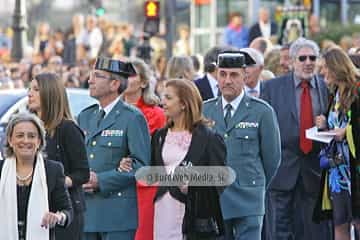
[118,157,133,172]
[332,127,346,141]
[41,211,62,229]
[65,176,73,188]
[315,115,327,130]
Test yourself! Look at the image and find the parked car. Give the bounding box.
[0,88,97,160]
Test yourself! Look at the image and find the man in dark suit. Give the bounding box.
[195,46,233,101]
[78,57,151,240]
[204,51,281,240]
[261,38,330,240]
[249,8,278,44]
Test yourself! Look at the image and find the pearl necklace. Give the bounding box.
[16,169,33,182]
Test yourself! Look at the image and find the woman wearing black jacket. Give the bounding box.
[28,72,89,240]
[119,79,227,239]
[0,112,73,240]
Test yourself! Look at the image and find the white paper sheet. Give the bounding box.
[305,126,334,143]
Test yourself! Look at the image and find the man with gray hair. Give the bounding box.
[241,48,264,97]
[261,38,330,239]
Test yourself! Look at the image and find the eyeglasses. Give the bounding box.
[298,55,317,62]
[91,71,111,80]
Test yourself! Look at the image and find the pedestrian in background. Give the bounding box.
[0,112,73,240]
[313,47,360,240]
[28,72,89,240]
[223,12,249,49]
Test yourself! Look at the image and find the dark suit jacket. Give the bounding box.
[151,123,227,238]
[261,73,329,193]
[195,75,215,101]
[45,119,89,213]
[249,21,278,43]
[0,159,73,240]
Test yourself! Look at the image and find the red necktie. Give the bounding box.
[300,81,313,154]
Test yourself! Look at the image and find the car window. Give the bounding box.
[67,90,97,118]
[0,94,25,117]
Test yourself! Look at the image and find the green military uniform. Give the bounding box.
[78,100,150,239]
[203,95,281,239]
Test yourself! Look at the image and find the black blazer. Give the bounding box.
[0,159,73,240]
[151,123,227,238]
[45,120,89,213]
[249,21,278,43]
[195,75,215,101]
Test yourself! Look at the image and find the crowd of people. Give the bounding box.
[0,8,360,240]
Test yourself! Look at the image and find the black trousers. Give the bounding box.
[55,211,84,240]
[265,177,332,240]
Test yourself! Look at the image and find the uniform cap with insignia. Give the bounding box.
[217,51,256,68]
[94,57,137,78]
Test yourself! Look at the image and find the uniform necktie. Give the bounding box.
[97,109,105,127]
[224,104,233,127]
[299,81,313,154]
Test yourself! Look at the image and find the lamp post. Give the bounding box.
[11,0,28,62]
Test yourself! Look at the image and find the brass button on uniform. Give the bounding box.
[108,142,112,146]
[89,154,94,159]
[224,134,228,138]
[92,141,96,146]
[117,192,122,197]
[245,136,249,139]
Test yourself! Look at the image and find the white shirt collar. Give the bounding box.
[244,81,261,95]
[206,73,219,97]
[100,96,121,118]
[259,21,271,38]
[222,90,244,117]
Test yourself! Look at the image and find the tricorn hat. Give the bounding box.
[217,51,256,68]
[94,57,137,78]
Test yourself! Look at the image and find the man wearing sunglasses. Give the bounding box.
[261,38,330,240]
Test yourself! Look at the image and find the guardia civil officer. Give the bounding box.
[78,57,151,240]
[203,51,281,240]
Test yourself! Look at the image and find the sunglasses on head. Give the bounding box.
[298,55,317,62]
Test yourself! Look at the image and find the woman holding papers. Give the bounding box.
[313,47,360,240]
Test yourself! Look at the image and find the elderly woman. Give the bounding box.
[0,112,73,240]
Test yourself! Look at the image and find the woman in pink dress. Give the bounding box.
[151,79,226,240]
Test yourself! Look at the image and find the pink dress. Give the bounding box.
[154,130,192,240]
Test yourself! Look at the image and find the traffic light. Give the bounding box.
[144,1,160,36]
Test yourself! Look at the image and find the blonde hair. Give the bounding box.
[322,47,359,112]
[165,56,195,80]
[130,58,160,106]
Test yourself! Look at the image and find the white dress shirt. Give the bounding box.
[222,90,244,117]
[245,81,261,97]
[207,73,220,97]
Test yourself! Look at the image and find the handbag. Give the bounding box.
[319,139,347,169]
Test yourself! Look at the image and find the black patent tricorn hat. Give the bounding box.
[217,51,256,68]
[94,57,137,78]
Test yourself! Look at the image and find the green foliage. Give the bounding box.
[311,24,360,45]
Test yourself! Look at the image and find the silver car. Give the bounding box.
[0,88,97,160]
